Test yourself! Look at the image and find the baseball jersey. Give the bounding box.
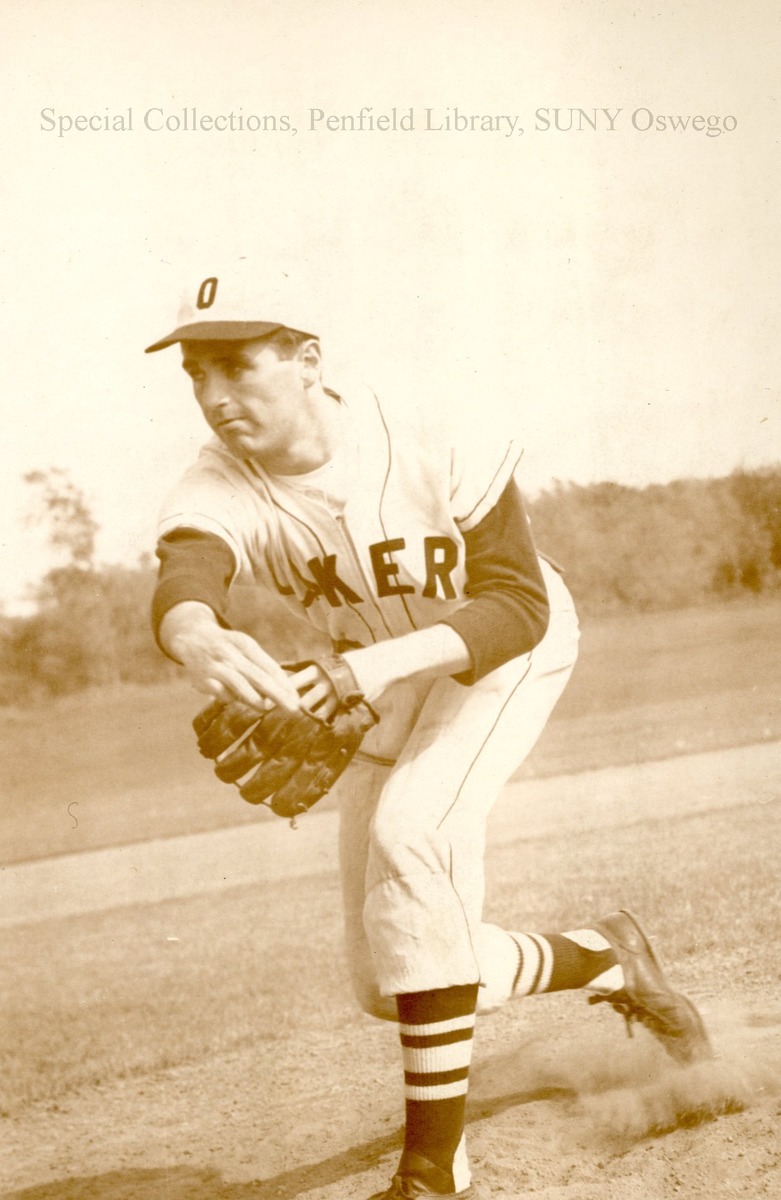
[153,381,551,682]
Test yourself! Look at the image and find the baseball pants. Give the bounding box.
[337,561,580,1019]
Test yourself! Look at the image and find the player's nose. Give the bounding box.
[197,370,232,413]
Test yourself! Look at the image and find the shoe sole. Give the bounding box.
[597,908,713,1064]
[367,1188,474,1199]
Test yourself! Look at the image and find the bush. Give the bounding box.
[528,466,781,614]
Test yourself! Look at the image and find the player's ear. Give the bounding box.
[298,338,322,386]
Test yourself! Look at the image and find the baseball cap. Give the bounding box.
[145,260,320,353]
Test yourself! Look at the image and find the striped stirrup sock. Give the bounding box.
[397,983,479,1188]
[510,928,624,996]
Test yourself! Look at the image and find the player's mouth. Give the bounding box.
[215,416,249,431]
[214,417,263,446]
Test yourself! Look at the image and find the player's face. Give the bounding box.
[180,337,318,467]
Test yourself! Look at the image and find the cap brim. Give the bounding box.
[144,321,285,353]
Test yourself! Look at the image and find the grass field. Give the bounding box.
[1,598,780,1199]
[1,597,779,865]
[3,772,779,1119]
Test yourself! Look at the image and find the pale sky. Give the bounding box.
[2,1,778,611]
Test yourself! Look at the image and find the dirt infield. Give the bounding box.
[2,742,780,1200]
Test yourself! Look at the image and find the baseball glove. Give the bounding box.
[192,654,379,820]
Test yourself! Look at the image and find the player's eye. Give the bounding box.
[221,360,250,381]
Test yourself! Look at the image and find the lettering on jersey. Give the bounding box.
[280,536,460,608]
[305,554,363,607]
[422,537,458,599]
[283,558,359,608]
[288,561,321,607]
[266,555,295,596]
[369,538,415,597]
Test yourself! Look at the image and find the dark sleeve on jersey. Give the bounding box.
[151,527,236,655]
[438,480,550,685]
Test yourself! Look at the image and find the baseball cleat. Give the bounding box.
[589,909,712,1063]
[367,1152,474,1199]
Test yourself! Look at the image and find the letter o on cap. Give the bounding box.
[197,277,218,309]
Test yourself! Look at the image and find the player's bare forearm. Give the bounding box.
[159,600,301,712]
[347,625,471,698]
[292,625,472,718]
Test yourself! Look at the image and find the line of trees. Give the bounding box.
[1,465,778,702]
[529,467,781,612]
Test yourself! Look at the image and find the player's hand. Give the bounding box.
[289,662,340,720]
[159,602,301,712]
[289,653,385,722]
[291,647,393,719]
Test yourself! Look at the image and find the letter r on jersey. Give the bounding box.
[422,537,458,599]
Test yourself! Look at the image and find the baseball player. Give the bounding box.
[146,263,712,1200]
